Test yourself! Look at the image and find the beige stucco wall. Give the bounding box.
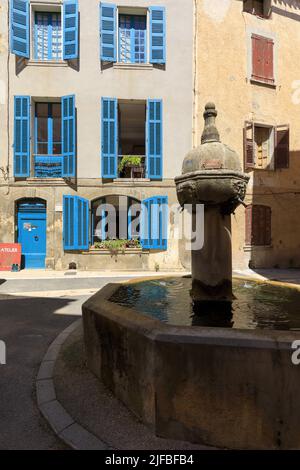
[0,0,194,270]
[196,0,300,269]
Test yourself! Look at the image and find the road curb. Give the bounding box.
[36,318,110,450]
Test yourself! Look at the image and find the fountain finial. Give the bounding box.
[201,102,220,144]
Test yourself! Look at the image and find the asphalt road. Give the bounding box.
[0,277,126,449]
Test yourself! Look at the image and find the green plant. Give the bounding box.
[154,262,160,272]
[118,155,143,174]
[94,238,141,254]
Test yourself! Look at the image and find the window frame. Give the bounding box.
[116,6,150,65]
[30,2,64,63]
[243,0,272,19]
[118,13,147,64]
[34,101,62,156]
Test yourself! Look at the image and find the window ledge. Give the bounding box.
[113,62,153,71]
[26,60,68,67]
[244,245,273,252]
[84,248,149,255]
[26,177,67,185]
[250,78,277,88]
[113,178,151,183]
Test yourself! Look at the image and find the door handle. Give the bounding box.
[34,236,39,241]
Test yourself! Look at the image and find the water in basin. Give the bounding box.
[109,277,300,330]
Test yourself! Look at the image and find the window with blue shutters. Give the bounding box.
[11,0,30,58]
[141,196,168,250]
[62,95,76,177]
[100,3,117,62]
[63,0,79,60]
[63,195,89,250]
[14,96,30,177]
[149,6,166,64]
[101,97,118,178]
[100,5,166,65]
[146,99,163,179]
[34,12,62,61]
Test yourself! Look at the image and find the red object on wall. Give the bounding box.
[252,34,274,85]
[0,244,22,271]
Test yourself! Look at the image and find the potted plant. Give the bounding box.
[118,155,144,178]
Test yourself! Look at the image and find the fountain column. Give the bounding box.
[175,103,249,304]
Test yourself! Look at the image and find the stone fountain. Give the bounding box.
[82,104,300,450]
[175,103,249,304]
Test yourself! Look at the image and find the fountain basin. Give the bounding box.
[82,278,300,450]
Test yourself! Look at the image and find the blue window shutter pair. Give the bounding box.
[11,0,78,59]
[100,4,165,64]
[63,195,89,250]
[100,3,117,62]
[63,0,79,60]
[11,0,30,58]
[101,98,162,180]
[14,95,76,178]
[141,196,168,250]
[101,97,118,178]
[61,95,76,177]
[147,99,163,179]
[14,96,30,177]
[149,7,166,64]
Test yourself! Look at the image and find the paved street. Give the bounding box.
[0,275,128,450]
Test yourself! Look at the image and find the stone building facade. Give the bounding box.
[0,0,193,271]
[195,0,300,269]
[1,0,300,271]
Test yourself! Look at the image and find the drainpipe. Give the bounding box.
[192,0,198,149]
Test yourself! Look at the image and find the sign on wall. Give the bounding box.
[0,244,21,271]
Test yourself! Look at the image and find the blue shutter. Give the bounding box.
[14,95,30,177]
[101,97,118,178]
[62,95,76,177]
[100,3,117,62]
[147,99,163,179]
[11,0,30,58]
[63,0,79,59]
[63,195,89,250]
[149,6,166,64]
[141,196,168,250]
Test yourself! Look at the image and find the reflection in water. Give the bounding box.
[110,278,300,331]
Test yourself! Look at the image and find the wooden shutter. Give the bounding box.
[141,196,168,250]
[62,95,76,177]
[63,195,89,250]
[147,99,163,179]
[252,34,274,84]
[63,0,79,60]
[14,95,30,177]
[101,97,118,178]
[243,121,255,169]
[246,205,271,246]
[11,0,30,58]
[100,3,117,62]
[275,125,289,169]
[243,0,253,13]
[149,6,166,64]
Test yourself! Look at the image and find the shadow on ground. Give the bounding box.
[0,294,79,450]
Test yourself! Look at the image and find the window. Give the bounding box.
[119,15,146,63]
[92,195,141,243]
[35,103,62,154]
[101,98,163,180]
[63,194,168,251]
[100,4,166,65]
[251,34,274,85]
[244,122,289,170]
[245,205,271,246]
[243,0,271,18]
[11,0,79,61]
[14,95,76,178]
[34,12,62,61]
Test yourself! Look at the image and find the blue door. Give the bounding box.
[17,201,47,269]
